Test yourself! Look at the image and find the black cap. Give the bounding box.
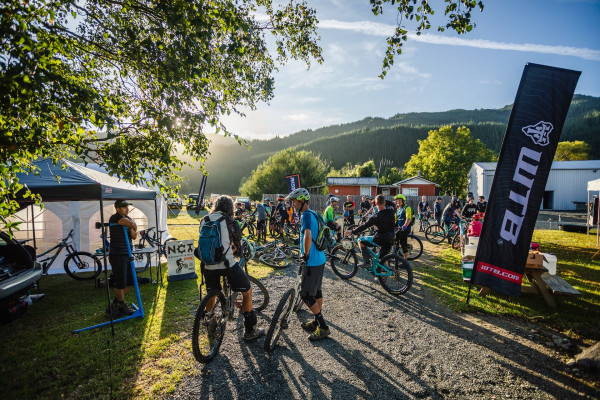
[114,200,132,208]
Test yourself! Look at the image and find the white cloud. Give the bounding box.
[319,19,600,61]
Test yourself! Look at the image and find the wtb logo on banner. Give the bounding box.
[285,174,301,194]
[471,63,580,298]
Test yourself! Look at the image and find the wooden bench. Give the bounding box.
[540,272,581,296]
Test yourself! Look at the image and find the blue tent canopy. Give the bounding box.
[16,159,156,203]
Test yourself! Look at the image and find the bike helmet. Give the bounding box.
[285,187,310,201]
[393,194,406,201]
[264,198,271,202]
[277,194,285,201]
[330,196,340,203]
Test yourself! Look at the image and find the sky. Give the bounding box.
[221,0,600,140]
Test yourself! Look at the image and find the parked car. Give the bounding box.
[0,231,43,303]
[187,194,199,208]
[236,197,252,211]
[167,196,182,209]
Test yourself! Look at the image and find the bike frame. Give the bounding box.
[36,230,75,272]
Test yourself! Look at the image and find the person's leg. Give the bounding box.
[229,263,264,340]
[358,236,374,267]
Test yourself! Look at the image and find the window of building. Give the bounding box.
[402,187,418,196]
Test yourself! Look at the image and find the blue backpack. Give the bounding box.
[196,215,229,265]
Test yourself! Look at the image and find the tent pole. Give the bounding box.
[99,199,115,336]
[30,204,37,250]
[154,196,161,284]
[587,190,590,238]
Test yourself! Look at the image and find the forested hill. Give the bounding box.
[181,94,600,196]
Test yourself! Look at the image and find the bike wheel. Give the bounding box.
[405,235,423,261]
[264,288,295,353]
[377,254,413,296]
[425,224,446,244]
[283,245,301,260]
[64,252,102,280]
[329,245,358,279]
[451,234,461,250]
[248,275,269,312]
[259,253,290,269]
[192,290,227,364]
[132,251,151,273]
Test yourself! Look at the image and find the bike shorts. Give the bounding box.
[300,263,325,297]
[109,254,134,290]
[203,262,251,293]
[257,219,266,230]
[326,221,340,232]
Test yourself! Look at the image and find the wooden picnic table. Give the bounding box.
[479,260,580,308]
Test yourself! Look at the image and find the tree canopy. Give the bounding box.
[403,125,496,196]
[379,167,403,185]
[239,148,329,200]
[554,141,591,161]
[0,0,322,223]
[328,160,377,178]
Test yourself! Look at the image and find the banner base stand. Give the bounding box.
[168,272,198,282]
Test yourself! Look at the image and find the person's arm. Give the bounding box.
[301,212,312,260]
[227,217,242,257]
[351,213,378,235]
[118,216,137,240]
[403,207,412,228]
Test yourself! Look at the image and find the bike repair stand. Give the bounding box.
[74,226,144,333]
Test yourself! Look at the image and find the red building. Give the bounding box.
[326,177,379,197]
[392,175,438,197]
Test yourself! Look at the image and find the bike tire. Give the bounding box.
[451,233,461,250]
[283,246,301,260]
[63,252,103,280]
[405,235,423,261]
[377,253,413,296]
[329,245,358,279]
[425,224,445,244]
[132,251,152,273]
[259,253,290,269]
[264,288,295,353]
[248,275,269,312]
[192,290,227,364]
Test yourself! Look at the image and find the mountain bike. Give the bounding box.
[451,218,471,250]
[37,229,102,280]
[334,234,413,296]
[256,239,300,269]
[424,221,460,245]
[136,227,178,272]
[418,211,433,232]
[394,229,423,261]
[264,261,306,353]
[191,257,269,363]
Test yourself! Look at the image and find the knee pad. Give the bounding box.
[301,294,316,307]
[243,310,257,330]
[315,290,323,300]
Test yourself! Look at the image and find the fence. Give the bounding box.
[262,194,452,214]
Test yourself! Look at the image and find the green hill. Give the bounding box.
[179,94,600,196]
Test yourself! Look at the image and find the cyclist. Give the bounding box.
[417,195,431,231]
[343,195,355,226]
[359,195,371,218]
[286,200,294,227]
[442,197,463,243]
[434,197,443,226]
[256,202,267,240]
[346,195,396,268]
[199,195,264,340]
[275,195,288,233]
[285,188,330,341]
[461,196,478,219]
[394,194,412,259]
[477,195,487,214]
[323,196,342,241]
[268,200,278,234]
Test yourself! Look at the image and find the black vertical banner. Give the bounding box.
[195,175,207,215]
[285,174,301,194]
[471,63,580,297]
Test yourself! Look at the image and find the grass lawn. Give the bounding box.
[418,230,600,341]
[0,208,271,400]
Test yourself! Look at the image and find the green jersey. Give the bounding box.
[323,205,335,223]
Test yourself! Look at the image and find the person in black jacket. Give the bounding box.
[345,195,396,268]
[434,197,443,225]
[462,196,478,219]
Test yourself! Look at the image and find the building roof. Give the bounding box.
[393,176,439,186]
[326,177,378,186]
[473,160,600,171]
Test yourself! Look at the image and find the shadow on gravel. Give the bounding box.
[345,265,595,398]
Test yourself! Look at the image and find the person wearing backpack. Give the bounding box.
[346,195,396,268]
[197,195,264,341]
[394,194,413,259]
[286,188,330,341]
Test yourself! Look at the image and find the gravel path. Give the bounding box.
[172,236,598,400]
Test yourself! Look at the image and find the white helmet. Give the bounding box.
[330,196,340,203]
[285,187,310,201]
